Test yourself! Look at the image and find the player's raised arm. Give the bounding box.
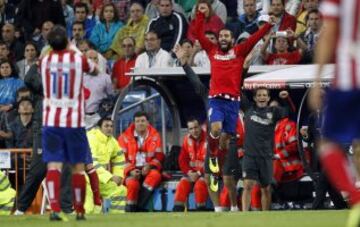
[193,11,217,53]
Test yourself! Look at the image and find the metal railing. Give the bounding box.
[0,148,32,204]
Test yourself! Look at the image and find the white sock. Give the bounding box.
[214,206,223,212]
[230,206,239,212]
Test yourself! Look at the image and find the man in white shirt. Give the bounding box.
[135,31,173,68]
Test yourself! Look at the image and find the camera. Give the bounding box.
[275,31,288,37]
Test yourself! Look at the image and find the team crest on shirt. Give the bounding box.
[266,113,273,119]
[214,49,236,61]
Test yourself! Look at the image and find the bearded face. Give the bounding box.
[218,30,234,52]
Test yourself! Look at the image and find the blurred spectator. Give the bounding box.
[84,50,113,129]
[16,42,38,80]
[237,0,270,16]
[77,39,109,75]
[68,2,97,39]
[238,0,260,36]
[173,117,208,212]
[61,0,75,27]
[77,39,92,54]
[284,0,302,16]
[70,21,86,46]
[191,0,227,24]
[261,31,303,65]
[297,9,322,63]
[110,1,149,59]
[295,0,318,35]
[261,30,303,65]
[175,0,196,18]
[106,0,131,23]
[145,0,186,20]
[15,0,65,40]
[187,0,224,43]
[174,40,193,66]
[0,0,16,27]
[270,0,296,32]
[2,23,25,62]
[193,31,217,67]
[7,97,34,148]
[90,3,123,55]
[147,0,188,52]
[85,117,127,213]
[0,60,24,111]
[32,21,54,54]
[0,41,10,62]
[221,0,238,20]
[112,37,136,89]
[118,111,164,212]
[135,31,173,68]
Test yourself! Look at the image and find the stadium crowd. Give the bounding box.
[0,0,345,217]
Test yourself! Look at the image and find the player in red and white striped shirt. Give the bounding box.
[312,0,360,226]
[41,26,98,221]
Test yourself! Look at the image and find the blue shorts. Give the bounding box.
[322,89,360,144]
[42,127,90,164]
[208,98,240,134]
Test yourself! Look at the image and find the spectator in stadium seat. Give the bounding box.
[270,0,296,32]
[70,21,86,46]
[238,0,260,36]
[84,50,113,129]
[175,0,196,18]
[0,170,16,215]
[90,3,123,55]
[112,37,137,90]
[68,2,97,39]
[145,0,186,20]
[0,86,32,129]
[32,21,54,54]
[173,40,194,66]
[77,40,109,74]
[173,117,209,212]
[16,42,38,80]
[297,9,322,64]
[0,41,10,62]
[261,31,303,65]
[1,23,24,62]
[109,1,149,59]
[147,0,188,52]
[85,117,127,213]
[7,97,34,148]
[0,0,16,28]
[135,31,173,68]
[187,0,224,43]
[0,60,24,112]
[118,111,164,212]
[191,0,227,24]
[61,0,74,27]
[15,0,65,40]
[192,31,217,67]
[295,0,319,35]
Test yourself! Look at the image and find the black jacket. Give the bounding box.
[147,11,188,52]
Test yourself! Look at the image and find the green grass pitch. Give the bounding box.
[0,210,349,227]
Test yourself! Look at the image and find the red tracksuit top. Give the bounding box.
[194,12,273,99]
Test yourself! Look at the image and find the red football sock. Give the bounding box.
[72,173,86,213]
[87,168,102,205]
[208,133,219,157]
[320,143,360,205]
[46,169,62,212]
